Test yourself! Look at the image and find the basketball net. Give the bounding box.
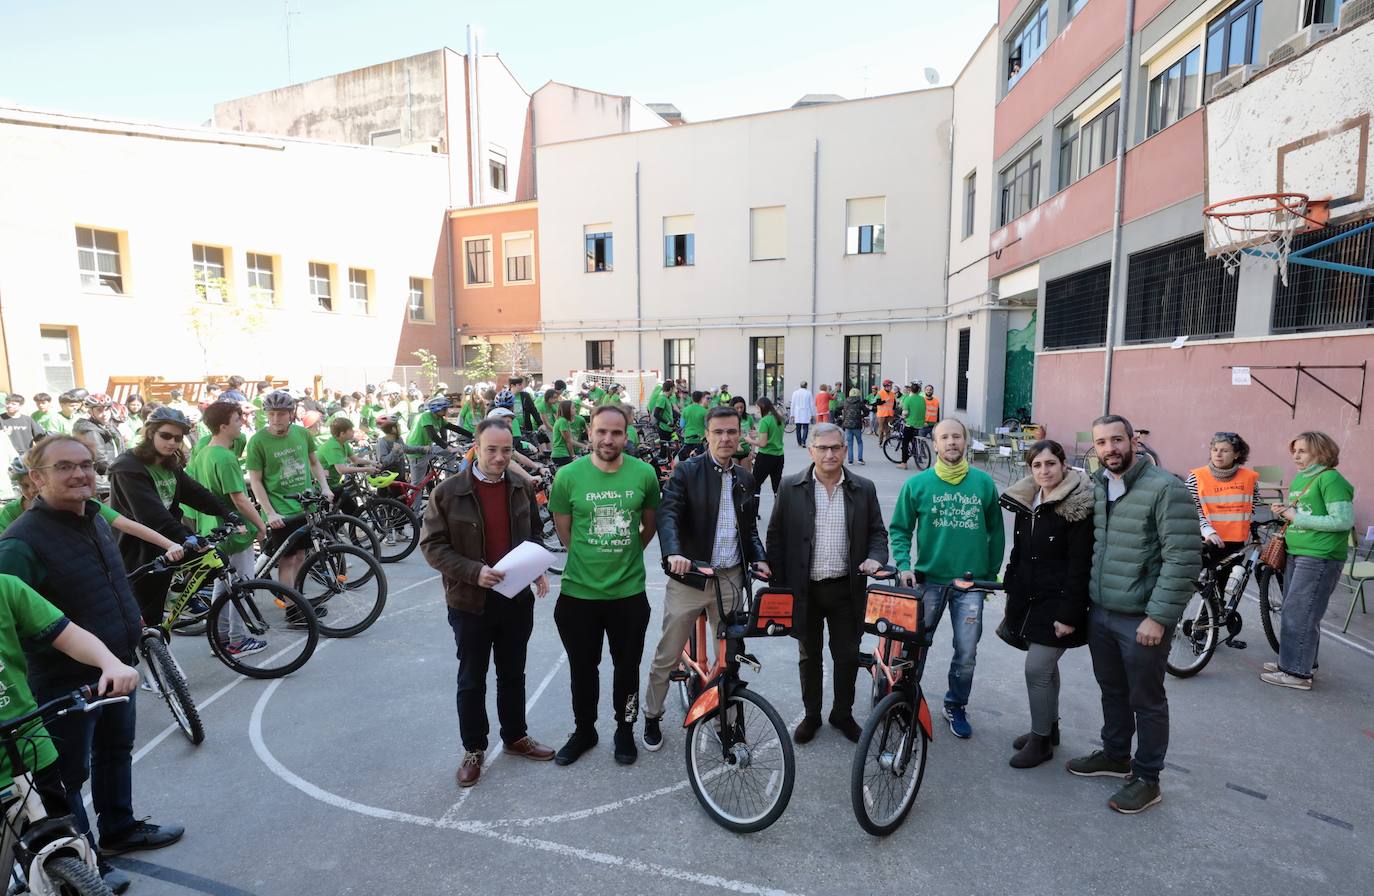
[1203,193,1319,287]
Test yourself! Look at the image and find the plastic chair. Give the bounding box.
[1255,465,1286,502]
[1343,531,1374,632]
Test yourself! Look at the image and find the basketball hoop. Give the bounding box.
[1203,193,1329,287]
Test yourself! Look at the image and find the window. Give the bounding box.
[370,129,402,147]
[1306,0,1345,24]
[1007,2,1049,87]
[504,233,534,283]
[1068,0,1091,17]
[1059,102,1119,189]
[1204,0,1264,99]
[750,336,784,403]
[191,244,227,302]
[664,338,695,385]
[962,172,977,239]
[464,238,492,285]
[663,215,695,267]
[489,146,508,192]
[246,253,277,306]
[1124,234,1237,343]
[999,144,1042,226]
[74,226,124,294]
[845,197,886,255]
[751,206,786,260]
[844,335,882,398]
[956,328,971,410]
[1147,48,1201,136]
[40,327,78,393]
[348,268,371,314]
[1272,220,1374,334]
[408,277,434,322]
[586,340,614,371]
[1043,263,1111,349]
[584,225,613,272]
[309,262,334,311]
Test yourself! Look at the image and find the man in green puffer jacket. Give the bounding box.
[1066,415,1200,816]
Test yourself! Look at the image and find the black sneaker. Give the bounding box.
[1108,777,1163,814]
[554,728,598,766]
[642,716,663,752]
[99,818,185,856]
[613,723,638,765]
[1065,749,1132,778]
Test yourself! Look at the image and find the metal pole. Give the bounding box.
[1100,0,1136,414]
[810,139,819,389]
[635,163,643,370]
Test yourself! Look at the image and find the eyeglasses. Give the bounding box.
[811,444,846,453]
[154,430,184,442]
[39,461,96,474]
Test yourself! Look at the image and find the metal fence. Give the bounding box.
[1272,219,1374,334]
[1043,262,1110,350]
[1123,233,1237,344]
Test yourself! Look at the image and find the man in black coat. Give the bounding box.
[644,406,770,751]
[766,422,887,743]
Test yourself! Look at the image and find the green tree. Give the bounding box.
[412,349,440,394]
[462,339,496,384]
[186,274,265,376]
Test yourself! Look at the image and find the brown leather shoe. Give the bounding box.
[829,715,862,742]
[457,750,483,787]
[505,736,555,761]
[793,716,822,744]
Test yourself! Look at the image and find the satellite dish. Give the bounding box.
[924,67,940,86]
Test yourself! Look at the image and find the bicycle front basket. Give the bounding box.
[863,585,924,643]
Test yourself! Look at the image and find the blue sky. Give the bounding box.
[0,0,996,124]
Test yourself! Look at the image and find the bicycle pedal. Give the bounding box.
[891,658,914,671]
[668,669,691,682]
[1226,639,1247,650]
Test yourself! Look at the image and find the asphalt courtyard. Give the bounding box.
[103,439,1373,895]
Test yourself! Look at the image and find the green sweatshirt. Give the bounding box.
[1285,465,1355,561]
[889,467,1005,584]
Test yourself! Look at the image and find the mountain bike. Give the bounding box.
[337,472,422,563]
[851,568,1002,836]
[381,448,464,517]
[673,562,796,833]
[1,687,124,895]
[255,491,387,638]
[881,416,931,469]
[1168,519,1286,677]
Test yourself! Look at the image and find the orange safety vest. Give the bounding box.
[1191,465,1259,543]
[876,390,897,417]
[924,396,940,423]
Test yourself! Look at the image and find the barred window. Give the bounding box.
[1124,234,1237,343]
[1043,263,1110,350]
[1272,221,1374,334]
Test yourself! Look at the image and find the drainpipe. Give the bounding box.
[446,214,458,367]
[635,163,643,369]
[810,139,819,389]
[1101,0,1136,414]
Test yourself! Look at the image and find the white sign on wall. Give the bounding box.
[1231,367,1252,386]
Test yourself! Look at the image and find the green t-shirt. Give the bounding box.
[360,403,382,434]
[548,456,661,600]
[589,387,608,406]
[648,394,675,433]
[550,418,573,459]
[316,438,352,489]
[572,414,588,439]
[0,575,68,788]
[192,432,246,463]
[406,411,442,447]
[246,425,317,515]
[829,396,841,415]
[756,414,784,456]
[44,413,78,436]
[32,411,55,433]
[533,397,553,426]
[1285,466,1357,561]
[901,393,927,424]
[681,403,708,444]
[187,444,255,554]
[147,464,177,509]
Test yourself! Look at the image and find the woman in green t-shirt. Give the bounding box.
[729,396,756,473]
[747,396,786,499]
[1264,430,1356,690]
[550,400,585,469]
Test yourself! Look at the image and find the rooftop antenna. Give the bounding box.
[285,1,301,83]
[862,64,871,97]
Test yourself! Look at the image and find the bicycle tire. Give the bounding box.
[208,579,318,678]
[881,433,904,464]
[361,497,421,563]
[322,512,382,561]
[1256,565,1285,654]
[539,504,565,553]
[42,855,110,896]
[784,419,796,434]
[851,691,927,836]
[914,438,932,470]
[685,687,795,833]
[295,543,387,638]
[1166,592,1219,678]
[139,632,204,745]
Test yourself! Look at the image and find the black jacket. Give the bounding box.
[999,469,1094,648]
[657,454,764,581]
[765,465,888,641]
[839,397,867,430]
[108,451,232,573]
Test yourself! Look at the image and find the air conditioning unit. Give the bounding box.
[1209,65,1255,100]
[1338,0,1374,30]
[1267,23,1337,66]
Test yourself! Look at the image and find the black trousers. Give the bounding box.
[554,592,650,729]
[752,453,785,499]
[448,594,535,752]
[900,424,921,462]
[798,577,861,721]
[1089,608,1171,782]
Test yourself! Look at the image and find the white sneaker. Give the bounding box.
[139,679,163,697]
[1263,662,1315,680]
[385,532,398,546]
[1260,670,1312,690]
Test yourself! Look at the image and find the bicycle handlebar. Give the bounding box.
[0,686,129,740]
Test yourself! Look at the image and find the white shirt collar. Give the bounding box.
[472,464,506,483]
[811,466,846,485]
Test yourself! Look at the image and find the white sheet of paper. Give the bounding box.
[492,541,557,598]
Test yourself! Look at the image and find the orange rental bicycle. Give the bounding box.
[668,561,796,833]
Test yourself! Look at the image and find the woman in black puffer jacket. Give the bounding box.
[998,439,1094,769]
[839,389,869,464]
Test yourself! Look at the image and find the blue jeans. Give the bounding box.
[795,422,810,447]
[922,584,984,708]
[37,682,138,847]
[1278,554,1343,678]
[845,428,864,462]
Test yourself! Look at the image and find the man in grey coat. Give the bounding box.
[1066,414,1200,815]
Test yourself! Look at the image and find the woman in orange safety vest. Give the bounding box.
[1186,432,1261,573]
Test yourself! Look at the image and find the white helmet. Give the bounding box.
[376,380,402,397]
[487,407,515,419]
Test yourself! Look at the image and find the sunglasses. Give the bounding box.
[154,430,184,442]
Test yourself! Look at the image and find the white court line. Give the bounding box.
[1242,591,1374,659]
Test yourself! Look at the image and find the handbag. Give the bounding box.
[995,614,1029,651]
[1259,469,1334,570]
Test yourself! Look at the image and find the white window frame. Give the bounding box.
[502,232,535,285]
[74,226,125,294]
[192,244,227,303]
[845,197,887,256]
[309,261,334,312]
[246,252,277,306]
[750,206,787,261]
[408,276,434,322]
[348,267,371,314]
[1007,1,1049,88]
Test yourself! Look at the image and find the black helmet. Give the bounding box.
[261,390,297,411]
[8,457,26,484]
[146,406,192,431]
[58,389,84,404]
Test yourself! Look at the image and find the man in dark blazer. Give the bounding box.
[766,423,888,743]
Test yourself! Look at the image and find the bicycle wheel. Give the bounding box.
[539,504,565,553]
[784,420,796,434]
[295,543,387,638]
[685,687,794,833]
[42,855,108,896]
[914,438,932,470]
[851,691,927,836]
[208,579,318,678]
[322,512,382,560]
[1166,592,1219,678]
[881,433,905,464]
[360,497,421,563]
[1257,565,1285,654]
[139,632,204,745]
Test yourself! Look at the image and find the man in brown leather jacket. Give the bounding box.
[420,418,555,788]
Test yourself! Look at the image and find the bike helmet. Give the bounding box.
[375,413,395,426]
[365,383,376,394]
[82,392,112,409]
[423,396,452,413]
[146,406,192,431]
[487,407,515,419]
[494,390,516,409]
[219,389,248,403]
[406,384,422,398]
[376,380,401,397]
[8,457,27,483]
[261,389,297,411]
[58,389,83,404]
